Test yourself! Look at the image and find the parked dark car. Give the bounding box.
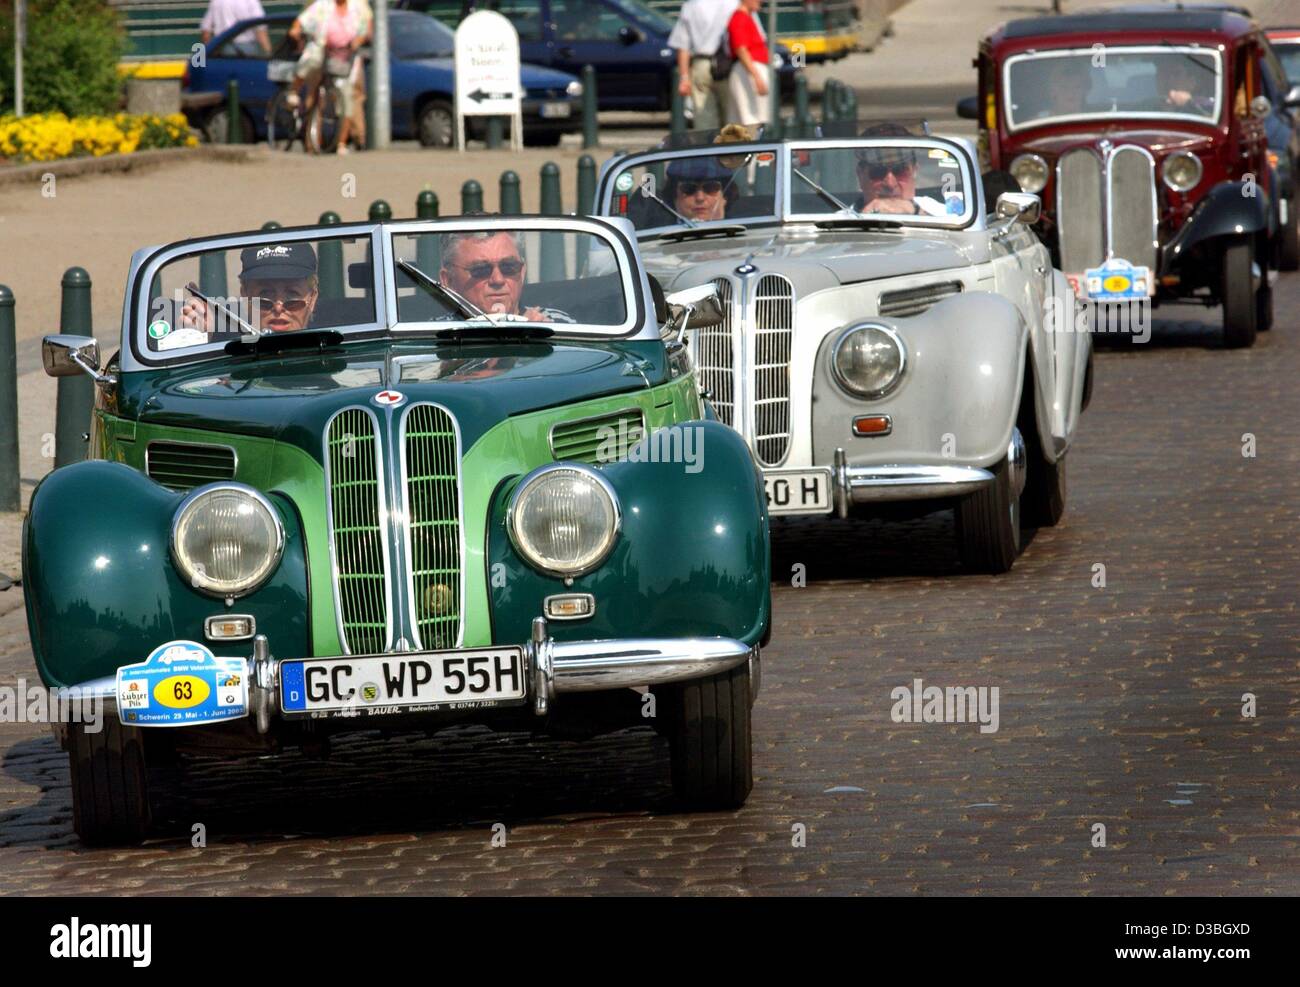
[184,9,584,146]
[959,8,1296,347]
[398,0,795,112]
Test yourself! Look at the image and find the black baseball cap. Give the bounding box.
[239,242,318,281]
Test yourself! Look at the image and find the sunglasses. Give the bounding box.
[858,160,914,181]
[678,181,724,196]
[450,258,525,280]
[253,295,311,314]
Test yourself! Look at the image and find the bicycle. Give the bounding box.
[266,46,363,153]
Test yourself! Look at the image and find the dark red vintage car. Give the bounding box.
[960,8,1295,348]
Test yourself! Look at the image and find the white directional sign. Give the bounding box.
[454,10,523,151]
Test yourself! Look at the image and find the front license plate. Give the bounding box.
[117,640,248,727]
[540,101,571,118]
[279,647,526,718]
[764,468,833,515]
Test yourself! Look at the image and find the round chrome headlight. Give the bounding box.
[508,464,620,577]
[1009,154,1049,194]
[171,484,284,598]
[1162,151,1203,193]
[831,324,906,399]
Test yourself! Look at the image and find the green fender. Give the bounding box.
[486,421,772,648]
[23,461,309,688]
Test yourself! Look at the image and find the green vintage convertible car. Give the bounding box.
[26,215,770,844]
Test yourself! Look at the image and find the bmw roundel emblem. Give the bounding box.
[373,389,406,407]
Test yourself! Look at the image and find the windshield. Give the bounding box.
[1275,42,1300,85]
[139,233,377,358]
[606,148,780,233]
[391,226,630,330]
[788,142,971,223]
[1004,47,1222,130]
[390,13,455,59]
[609,0,674,34]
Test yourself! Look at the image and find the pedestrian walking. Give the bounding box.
[725,0,771,128]
[288,0,372,154]
[199,0,271,55]
[668,0,738,131]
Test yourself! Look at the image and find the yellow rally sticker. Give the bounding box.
[154,675,211,709]
[1103,275,1131,293]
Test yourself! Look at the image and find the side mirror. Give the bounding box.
[43,334,112,384]
[1284,83,1300,109]
[1250,94,1272,118]
[618,25,642,46]
[995,191,1041,225]
[665,283,723,336]
[956,95,979,120]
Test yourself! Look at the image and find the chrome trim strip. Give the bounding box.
[546,637,752,692]
[843,464,995,503]
[399,401,466,651]
[323,406,394,655]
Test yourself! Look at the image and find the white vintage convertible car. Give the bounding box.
[596,128,1092,572]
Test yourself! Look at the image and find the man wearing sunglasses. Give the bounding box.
[178,242,321,335]
[854,146,956,218]
[437,230,573,322]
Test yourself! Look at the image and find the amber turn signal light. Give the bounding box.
[852,415,893,437]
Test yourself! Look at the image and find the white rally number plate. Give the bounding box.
[764,468,833,516]
[280,648,526,718]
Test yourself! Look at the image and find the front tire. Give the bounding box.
[418,99,454,148]
[1022,448,1067,528]
[1277,193,1299,272]
[68,718,159,845]
[655,662,753,810]
[955,448,1022,573]
[1221,237,1258,349]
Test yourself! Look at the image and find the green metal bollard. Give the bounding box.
[486,116,503,150]
[226,78,242,144]
[461,179,483,214]
[793,72,811,139]
[539,162,564,281]
[262,220,282,231]
[768,63,783,140]
[841,83,858,128]
[670,64,687,140]
[0,285,18,511]
[365,56,376,151]
[582,64,599,149]
[822,79,840,126]
[368,199,392,223]
[576,154,596,216]
[317,210,344,299]
[499,170,521,215]
[198,250,228,298]
[415,190,440,273]
[54,268,94,469]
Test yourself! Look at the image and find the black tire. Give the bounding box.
[418,98,454,148]
[266,90,302,151]
[1257,277,1274,332]
[68,718,158,845]
[655,662,753,810]
[1278,194,1299,272]
[523,128,563,147]
[304,86,341,154]
[1221,237,1257,349]
[955,451,1021,573]
[1022,448,1067,528]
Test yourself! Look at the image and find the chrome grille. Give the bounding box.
[550,408,646,465]
[326,409,389,655]
[145,441,235,491]
[1108,146,1158,273]
[1057,148,1105,274]
[878,281,963,318]
[403,404,463,651]
[752,274,793,467]
[696,277,735,426]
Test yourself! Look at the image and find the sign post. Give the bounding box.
[454,10,522,152]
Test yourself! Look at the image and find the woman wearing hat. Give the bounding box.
[666,155,740,222]
[176,242,321,339]
[725,0,772,128]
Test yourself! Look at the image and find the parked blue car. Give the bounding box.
[397,0,795,112]
[184,9,584,146]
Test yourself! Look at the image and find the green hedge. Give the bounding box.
[0,0,126,116]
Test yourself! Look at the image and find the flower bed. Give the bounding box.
[0,113,197,164]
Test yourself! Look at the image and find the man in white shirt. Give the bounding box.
[199,0,270,56]
[668,0,738,131]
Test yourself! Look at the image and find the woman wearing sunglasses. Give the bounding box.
[665,155,739,222]
[177,242,321,337]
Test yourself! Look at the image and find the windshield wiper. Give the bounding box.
[224,328,345,357]
[793,167,859,215]
[397,259,500,327]
[642,189,698,228]
[185,281,263,340]
[658,224,748,242]
[812,217,906,231]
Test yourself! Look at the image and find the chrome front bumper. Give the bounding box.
[831,447,996,516]
[59,616,756,730]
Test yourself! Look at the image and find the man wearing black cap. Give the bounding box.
[181,242,320,334]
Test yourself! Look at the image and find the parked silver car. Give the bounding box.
[596,131,1093,572]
